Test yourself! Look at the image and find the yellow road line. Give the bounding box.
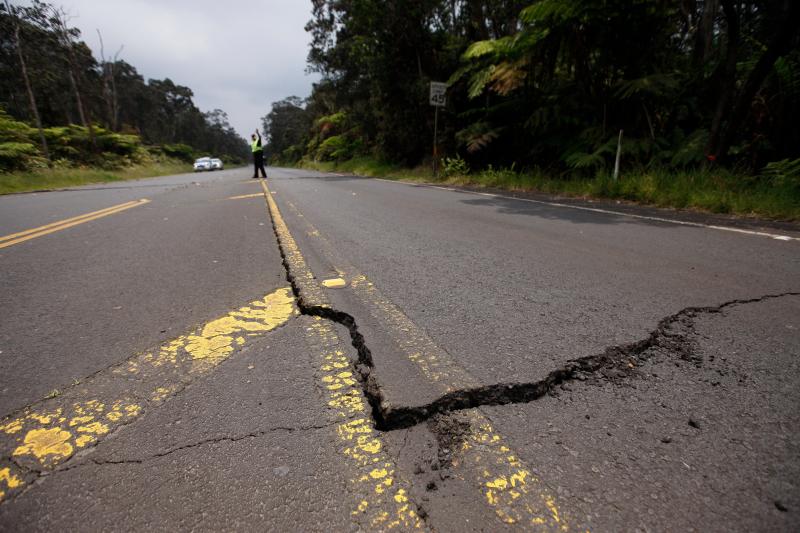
[322,277,347,289]
[0,200,141,243]
[259,179,425,529]
[227,193,264,200]
[280,197,570,530]
[0,199,150,250]
[0,287,296,502]
[306,317,423,530]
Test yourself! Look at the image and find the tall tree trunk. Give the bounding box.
[717,0,800,160]
[97,30,121,131]
[693,0,719,67]
[706,0,738,159]
[52,7,96,147]
[9,8,51,166]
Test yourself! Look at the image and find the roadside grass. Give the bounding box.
[298,157,800,220]
[0,160,190,195]
[301,156,429,182]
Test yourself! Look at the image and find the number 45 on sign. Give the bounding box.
[429,82,447,107]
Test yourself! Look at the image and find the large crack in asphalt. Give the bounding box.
[265,191,800,433]
[302,277,798,431]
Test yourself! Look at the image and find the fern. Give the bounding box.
[489,60,528,96]
[760,158,800,188]
[463,36,514,60]
[671,130,708,167]
[467,66,496,99]
[519,0,578,25]
[613,73,680,101]
[456,122,503,153]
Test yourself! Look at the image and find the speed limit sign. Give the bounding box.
[429,82,447,107]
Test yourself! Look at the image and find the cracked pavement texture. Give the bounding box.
[265,168,799,530]
[1,166,798,531]
[0,320,362,531]
[482,295,800,532]
[0,170,286,416]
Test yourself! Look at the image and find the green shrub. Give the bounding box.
[316,134,361,161]
[0,142,39,171]
[760,158,800,190]
[0,110,36,143]
[162,143,195,162]
[442,155,470,177]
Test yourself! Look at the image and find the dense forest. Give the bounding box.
[264,0,800,179]
[0,0,248,172]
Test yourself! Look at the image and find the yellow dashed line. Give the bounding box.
[0,287,295,502]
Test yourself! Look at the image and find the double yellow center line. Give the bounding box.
[0,199,150,250]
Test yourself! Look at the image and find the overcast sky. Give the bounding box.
[48,0,318,139]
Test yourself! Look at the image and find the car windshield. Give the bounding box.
[195,158,210,163]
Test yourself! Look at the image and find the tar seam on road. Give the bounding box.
[0,199,151,249]
[372,178,799,242]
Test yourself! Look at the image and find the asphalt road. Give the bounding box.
[0,166,798,531]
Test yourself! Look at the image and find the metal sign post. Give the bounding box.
[429,82,447,177]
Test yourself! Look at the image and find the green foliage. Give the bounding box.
[0,142,39,171]
[317,134,359,161]
[162,143,195,162]
[0,2,248,165]
[275,0,799,184]
[670,130,710,167]
[0,161,190,195]
[442,155,469,177]
[456,121,504,153]
[0,110,36,142]
[760,158,800,190]
[262,96,312,163]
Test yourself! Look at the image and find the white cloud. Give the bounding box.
[49,0,318,137]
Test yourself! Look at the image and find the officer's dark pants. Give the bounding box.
[253,151,267,178]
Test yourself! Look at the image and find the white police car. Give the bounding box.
[193,157,212,171]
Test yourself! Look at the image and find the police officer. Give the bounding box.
[251,129,267,179]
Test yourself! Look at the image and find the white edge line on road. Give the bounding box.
[370,178,798,242]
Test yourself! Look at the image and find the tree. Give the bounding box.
[2,0,50,164]
[262,97,312,162]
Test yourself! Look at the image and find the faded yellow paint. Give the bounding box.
[305,313,423,530]
[68,415,94,427]
[281,198,571,530]
[1,468,23,489]
[75,435,94,448]
[0,419,23,434]
[0,467,23,503]
[13,428,73,461]
[77,421,110,435]
[462,417,567,529]
[260,181,328,307]
[0,287,296,479]
[184,289,295,360]
[322,277,347,289]
[262,181,426,529]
